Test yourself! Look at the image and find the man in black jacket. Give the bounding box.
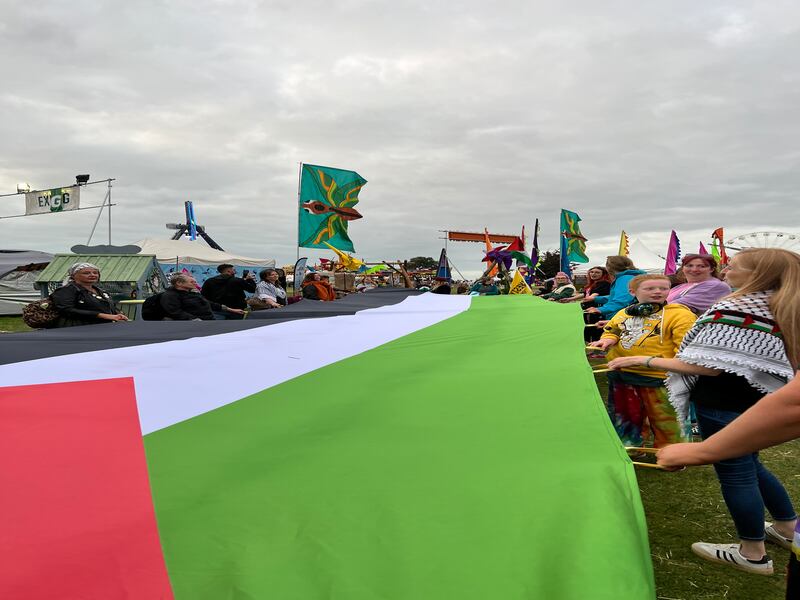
[159,274,245,320]
[201,263,256,319]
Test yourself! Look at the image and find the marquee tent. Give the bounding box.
[627,238,666,273]
[133,238,276,285]
[0,250,53,315]
[133,238,274,267]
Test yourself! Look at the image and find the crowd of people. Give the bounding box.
[586,248,800,591]
[35,247,800,593]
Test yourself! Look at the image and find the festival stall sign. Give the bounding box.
[0,295,655,600]
[299,164,366,252]
[25,185,80,215]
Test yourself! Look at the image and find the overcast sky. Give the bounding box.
[1,0,799,273]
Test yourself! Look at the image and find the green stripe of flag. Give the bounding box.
[144,297,654,599]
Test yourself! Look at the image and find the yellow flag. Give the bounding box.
[323,242,365,271]
[618,231,630,256]
[508,270,532,295]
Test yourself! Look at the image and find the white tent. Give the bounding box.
[133,239,275,267]
[0,250,53,315]
[628,238,665,273]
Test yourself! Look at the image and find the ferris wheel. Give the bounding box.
[727,231,800,252]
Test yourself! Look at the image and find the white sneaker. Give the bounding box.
[765,522,794,550]
[690,542,774,575]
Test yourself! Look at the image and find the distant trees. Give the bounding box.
[537,250,561,278]
[405,256,438,271]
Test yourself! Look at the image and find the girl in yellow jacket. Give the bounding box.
[589,274,697,447]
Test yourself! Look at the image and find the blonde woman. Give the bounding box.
[609,248,800,576]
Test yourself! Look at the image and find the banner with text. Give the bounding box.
[25,186,80,215]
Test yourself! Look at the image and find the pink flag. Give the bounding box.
[698,242,708,254]
[664,231,681,276]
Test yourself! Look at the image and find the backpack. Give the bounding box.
[22,297,60,329]
[141,292,166,321]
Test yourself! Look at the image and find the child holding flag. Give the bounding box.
[589,275,696,447]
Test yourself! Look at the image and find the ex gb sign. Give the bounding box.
[25,186,81,215]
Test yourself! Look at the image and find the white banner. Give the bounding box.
[25,186,80,215]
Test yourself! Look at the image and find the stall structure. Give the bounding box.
[0,250,53,315]
[133,238,275,285]
[36,254,168,305]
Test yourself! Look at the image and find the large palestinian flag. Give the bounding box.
[0,291,654,599]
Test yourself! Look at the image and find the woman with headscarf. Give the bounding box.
[540,272,576,301]
[667,253,731,315]
[301,272,336,301]
[50,262,128,327]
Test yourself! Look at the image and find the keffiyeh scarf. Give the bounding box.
[667,290,794,421]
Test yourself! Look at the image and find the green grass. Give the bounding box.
[0,316,32,333]
[591,361,799,599]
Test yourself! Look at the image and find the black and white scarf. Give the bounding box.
[666,290,794,421]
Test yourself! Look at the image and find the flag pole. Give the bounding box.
[296,162,303,262]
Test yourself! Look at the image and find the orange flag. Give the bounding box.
[711,228,729,265]
[484,228,498,277]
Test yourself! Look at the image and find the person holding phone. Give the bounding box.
[201,263,256,319]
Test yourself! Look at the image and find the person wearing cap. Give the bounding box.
[50,262,128,327]
[540,272,576,301]
[667,253,731,315]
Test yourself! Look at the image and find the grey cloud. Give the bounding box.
[1,0,799,273]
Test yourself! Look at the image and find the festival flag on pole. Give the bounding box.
[510,251,533,268]
[508,270,533,295]
[505,237,525,252]
[560,209,589,264]
[435,248,451,282]
[299,164,366,252]
[323,242,365,271]
[711,228,728,265]
[664,231,681,276]
[559,234,571,277]
[618,231,630,257]
[530,218,541,269]
[698,242,708,255]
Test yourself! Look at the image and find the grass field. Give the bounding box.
[0,316,31,333]
[1,316,796,597]
[591,361,799,600]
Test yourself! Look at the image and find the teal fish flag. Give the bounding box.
[299,163,367,252]
[559,234,572,276]
[560,209,589,264]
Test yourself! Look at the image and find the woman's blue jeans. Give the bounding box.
[694,404,796,540]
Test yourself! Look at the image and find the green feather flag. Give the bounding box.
[299,164,367,252]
